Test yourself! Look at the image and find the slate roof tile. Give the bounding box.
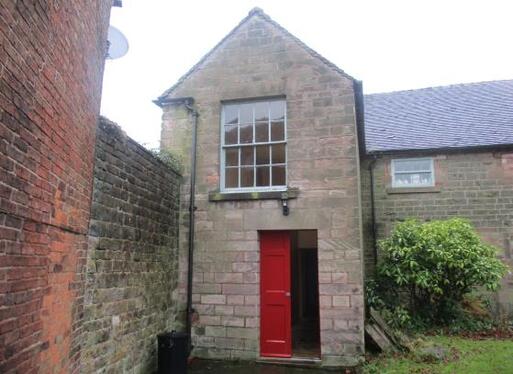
[364,80,513,153]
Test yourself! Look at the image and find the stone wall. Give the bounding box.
[80,118,182,372]
[0,2,112,373]
[361,151,513,316]
[159,9,365,367]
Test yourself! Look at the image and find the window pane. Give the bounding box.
[224,125,238,145]
[222,100,286,191]
[394,159,431,172]
[271,121,285,141]
[240,103,253,124]
[240,167,254,187]
[241,147,254,165]
[272,165,286,186]
[240,123,253,144]
[255,121,268,142]
[270,101,285,121]
[256,145,270,165]
[256,166,270,186]
[224,105,238,125]
[225,148,238,167]
[394,172,432,186]
[271,144,285,164]
[254,102,269,122]
[225,168,238,188]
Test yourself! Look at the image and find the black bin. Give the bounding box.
[158,331,189,374]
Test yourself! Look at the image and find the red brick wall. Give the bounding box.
[0,2,112,373]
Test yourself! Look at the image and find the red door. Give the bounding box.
[260,231,291,357]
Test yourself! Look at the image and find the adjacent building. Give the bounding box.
[361,80,513,317]
[0,1,113,373]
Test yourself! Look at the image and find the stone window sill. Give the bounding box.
[208,187,299,202]
[386,186,441,194]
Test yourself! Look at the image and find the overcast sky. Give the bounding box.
[100,0,513,149]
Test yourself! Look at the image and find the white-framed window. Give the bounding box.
[220,99,287,192]
[391,158,435,188]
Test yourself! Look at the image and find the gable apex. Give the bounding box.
[248,7,264,16]
[154,8,357,106]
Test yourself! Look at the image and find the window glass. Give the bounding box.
[394,172,432,186]
[272,165,286,186]
[255,122,268,142]
[240,147,254,165]
[271,121,285,141]
[392,158,434,187]
[222,99,286,190]
[240,167,254,187]
[224,105,238,125]
[271,144,285,164]
[254,102,269,122]
[239,123,253,144]
[224,125,237,145]
[256,166,270,186]
[225,168,238,188]
[394,159,431,172]
[256,145,270,165]
[270,101,285,121]
[239,103,253,124]
[225,148,238,167]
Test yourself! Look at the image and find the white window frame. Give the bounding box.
[391,157,435,188]
[220,99,287,193]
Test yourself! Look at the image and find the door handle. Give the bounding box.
[285,292,291,297]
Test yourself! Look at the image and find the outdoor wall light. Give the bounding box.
[281,193,289,216]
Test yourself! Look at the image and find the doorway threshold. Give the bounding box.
[257,356,322,368]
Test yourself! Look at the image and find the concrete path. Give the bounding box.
[189,359,351,373]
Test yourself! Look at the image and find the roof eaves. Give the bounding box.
[366,142,513,156]
[155,7,357,106]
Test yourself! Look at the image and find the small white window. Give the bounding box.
[391,158,434,187]
[220,99,286,192]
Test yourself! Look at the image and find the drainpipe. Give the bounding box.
[368,155,378,268]
[184,100,199,355]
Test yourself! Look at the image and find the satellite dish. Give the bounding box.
[107,26,129,59]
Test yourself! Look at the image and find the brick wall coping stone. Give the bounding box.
[99,116,182,177]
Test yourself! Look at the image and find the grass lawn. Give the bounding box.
[363,336,513,374]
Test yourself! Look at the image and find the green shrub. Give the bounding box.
[371,218,507,328]
[149,148,183,173]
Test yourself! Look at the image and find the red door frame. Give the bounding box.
[259,231,292,358]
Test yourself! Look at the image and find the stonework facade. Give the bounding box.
[81,118,182,372]
[0,2,112,373]
[361,151,513,317]
[159,10,365,367]
[2,2,511,372]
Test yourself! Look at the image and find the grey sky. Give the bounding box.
[100,0,513,149]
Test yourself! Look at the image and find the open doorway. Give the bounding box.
[259,230,320,359]
[291,230,320,358]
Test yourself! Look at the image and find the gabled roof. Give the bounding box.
[364,79,513,153]
[155,7,356,106]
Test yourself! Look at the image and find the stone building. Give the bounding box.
[361,80,513,317]
[2,1,511,372]
[157,7,513,368]
[156,8,366,367]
